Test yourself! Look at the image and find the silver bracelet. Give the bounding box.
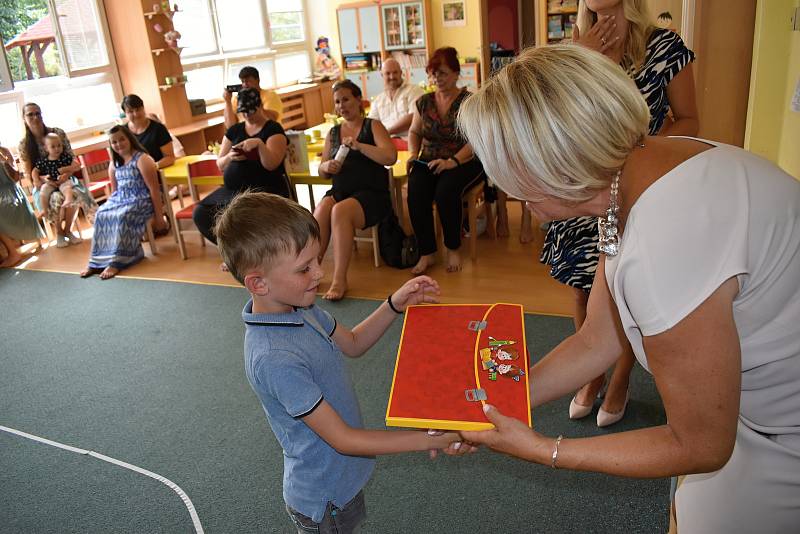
[551,434,564,469]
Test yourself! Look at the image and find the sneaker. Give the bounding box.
[56,235,68,248]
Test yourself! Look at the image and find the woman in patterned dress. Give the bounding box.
[80,125,167,280]
[543,0,699,426]
[17,103,96,248]
[406,46,485,274]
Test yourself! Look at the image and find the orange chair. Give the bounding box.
[168,159,222,260]
[79,148,112,202]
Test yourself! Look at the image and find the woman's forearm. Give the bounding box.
[357,143,396,166]
[546,424,728,478]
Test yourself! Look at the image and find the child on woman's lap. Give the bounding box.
[33,133,75,217]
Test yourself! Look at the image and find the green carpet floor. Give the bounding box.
[0,269,669,533]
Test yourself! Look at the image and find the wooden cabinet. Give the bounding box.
[338,1,432,100]
[382,2,426,50]
[337,5,382,54]
[104,0,191,128]
[458,63,480,91]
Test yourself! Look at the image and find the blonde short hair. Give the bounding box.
[214,192,320,285]
[458,44,649,202]
[577,0,655,73]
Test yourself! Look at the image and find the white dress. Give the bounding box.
[605,140,800,532]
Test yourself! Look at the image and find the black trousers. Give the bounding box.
[407,159,484,256]
[192,181,292,244]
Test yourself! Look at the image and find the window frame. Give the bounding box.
[178,0,310,104]
[0,0,123,146]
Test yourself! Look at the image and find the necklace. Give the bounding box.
[597,169,621,257]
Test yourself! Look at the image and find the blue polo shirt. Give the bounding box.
[242,300,375,522]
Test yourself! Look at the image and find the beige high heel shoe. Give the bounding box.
[568,378,606,420]
[596,390,630,428]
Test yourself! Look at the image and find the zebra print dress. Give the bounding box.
[539,28,695,291]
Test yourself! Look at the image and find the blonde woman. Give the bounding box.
[542,0,698,426]
[457,44,799,532]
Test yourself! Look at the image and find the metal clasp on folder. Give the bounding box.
[465,388,487,402]
[467,320,487,331]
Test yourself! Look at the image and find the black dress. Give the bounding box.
[324,118,391,228]
[192,120,292,244]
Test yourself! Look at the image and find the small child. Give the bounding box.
[215,192,462,533]
[33,133,75,218]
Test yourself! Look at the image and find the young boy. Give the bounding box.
[32,133,75,219]
[215,192,462,533]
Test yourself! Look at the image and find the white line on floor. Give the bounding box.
[0,424,204,534]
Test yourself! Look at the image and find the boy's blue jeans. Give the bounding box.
[286,490,366,533]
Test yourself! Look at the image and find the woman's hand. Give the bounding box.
[428,158,456,175]
[236,138,264,153]
[460,404,552,464]
[427,429,479,459]
[389,275,441,312]
[341,136,361,152]
[320,159,342,176]
[573,15,619,56]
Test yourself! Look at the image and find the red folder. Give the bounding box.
[386,303,531,431]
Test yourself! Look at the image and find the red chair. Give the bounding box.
[79,148,112,202]
[169,159,222,260]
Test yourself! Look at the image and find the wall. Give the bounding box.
[488,0,519,52]
[323,0,483,61]
[745,0,800,178]
[430,0,483,59]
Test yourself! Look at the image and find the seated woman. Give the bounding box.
[80,125,167,280]
[192,88,291,245]
[406,46,485,274]
[122,94,176,171]
[122,94,177,232]
[315,79,397,301]
[0,144,44,267]
[17,102,96,248]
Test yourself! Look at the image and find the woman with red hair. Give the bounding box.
[406,47,484,273]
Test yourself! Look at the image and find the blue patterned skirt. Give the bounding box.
[88,194,153,270]
[539,215,599,292]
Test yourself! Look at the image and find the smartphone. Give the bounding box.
[226,84,243,93]
[412,159,429,167]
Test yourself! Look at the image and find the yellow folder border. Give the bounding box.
[385,303,532,430]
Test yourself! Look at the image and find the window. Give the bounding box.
[172,0,218,57]
[216,0,267,52]
[175,0,310,100]
[0,0,120,143]
[275,52,310,86]
[268,0,305,44]
[184,65,224,102]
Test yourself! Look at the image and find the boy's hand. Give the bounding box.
[426,429,478,458]
[390,276,440,312]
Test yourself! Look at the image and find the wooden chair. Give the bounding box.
[353,225,381,267]
[78,148,112,202]
[166,159,222,260]
[434,179,487,262]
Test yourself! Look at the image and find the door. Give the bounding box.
[358,6,381,53]
[365,70,384,101]
[345,72,366,97]
[338,8,360,54]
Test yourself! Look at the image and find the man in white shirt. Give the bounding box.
[367,59,424,142]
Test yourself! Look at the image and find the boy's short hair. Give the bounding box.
[215,192,320,285]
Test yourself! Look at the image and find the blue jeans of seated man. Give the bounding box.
[286,490,366,534]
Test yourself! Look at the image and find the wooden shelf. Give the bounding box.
[159,81,186,91]
[151,47,183,56]
[144,9,181,20]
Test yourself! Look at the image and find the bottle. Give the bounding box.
[334,144,349,163]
